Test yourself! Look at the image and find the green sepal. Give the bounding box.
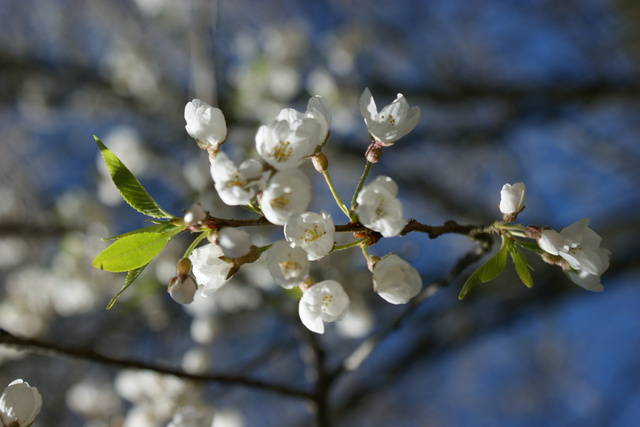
[459,235,509,299]
[95,136,173,219]
[103,221,182,240]
[106,265,147,309]
[508,243,534,288]
[92,230,180,272]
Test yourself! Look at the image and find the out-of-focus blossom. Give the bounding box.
[216,228,252,259]
[372,254,422,304]
[356,176,406,237]
[0,379,42,427]
[359,88,420,146]
[284,211,335,260]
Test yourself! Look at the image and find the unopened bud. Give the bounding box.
[311,153,329,172]
[184,203,207,228]
[365,141,384,163]
[176,257,192,276]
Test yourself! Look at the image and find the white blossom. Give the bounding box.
[184,99,227,150]
[499,182,526,220]
[266,240,310,289]
[216,227,252,258]
[568,269,605,292]
[372,254,422,304]
[260,169,312,225]
[0,379,42,427]
[538,218,611,281]
[299,280,349,334]
[184,203,207,228]
[284,211,335,260]
[210,151,263,206]
[189,244,233,297]
[255,116,320,170]
[356,176,406,237]
[277,95,331,146]
[359,87,420,145]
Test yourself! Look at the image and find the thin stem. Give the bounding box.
[332,239,367,252]
[183,232,209,258]
[322,170,351,219]
[349,161,373,215]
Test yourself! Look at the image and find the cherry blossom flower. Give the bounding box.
[372,254,422,304]
[189,244,233,297]
[499,182,526,222]
[284,211,335,260]
[255,115,320,170]
[568,269,606,292]
[299,280,349,334]
[0,379,42,427]
[356,176,406,237]
[216,227,252,259]
[184,99,227,151]
[538,218,611,285]
[359,87,420,146]
[266,240,310,289]
[277,95,332,146]
[260,169,312,225]
[210,151,263,206]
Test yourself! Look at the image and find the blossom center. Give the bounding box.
[272,140,293,162]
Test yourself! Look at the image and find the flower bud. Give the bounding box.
[184,99,227,152]
[0,379,42,427]
[499,182,526,222]
[168,274,198,305]
[216,227,252,259]
[184,203,207,229]
[311,153,328,172]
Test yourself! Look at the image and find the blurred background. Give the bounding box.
[0,0,639,426]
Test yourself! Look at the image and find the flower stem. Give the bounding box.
[322,170,351,219]
[350,160,373,216]
[183,232,209,259]
[333,238,367,252]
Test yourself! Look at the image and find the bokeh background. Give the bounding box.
[1,0,639,426]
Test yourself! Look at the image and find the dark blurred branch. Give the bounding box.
[0,222,79,237]
[0,328,313,400]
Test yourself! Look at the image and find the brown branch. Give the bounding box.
[0,328,313,400]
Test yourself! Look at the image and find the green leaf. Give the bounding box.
[92,231,176,272]
[106,265,147,309]
[514,239,544,253]
[459,236,509,299]
[104,222,181,240]
[509,244,534,288]
[95,136,172,219]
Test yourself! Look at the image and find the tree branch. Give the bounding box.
[0,328,313,400]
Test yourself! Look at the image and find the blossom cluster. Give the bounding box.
[180,89,423,333]
[171,91,612,334]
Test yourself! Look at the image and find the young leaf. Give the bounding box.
[509,244,534,288]
[92,231,177,272]
[104,221,181,240]
[95,136,172,219]
[106,265,147,309]
[459,236,509,299]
